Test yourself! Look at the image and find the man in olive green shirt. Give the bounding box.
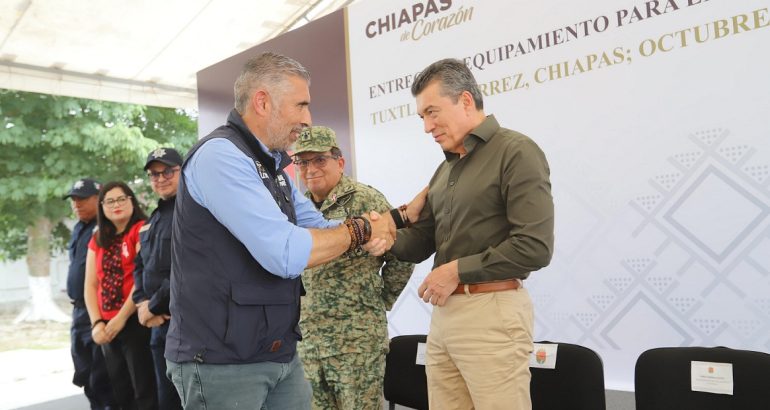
[293,126,414,410]
[389,59,554,409]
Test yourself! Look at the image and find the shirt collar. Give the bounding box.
[226,109,292,172]
[255,136,285,171]
[157,195,176,209]
[443,114,500,161]
[304,174,356,212]
[75,218,96,233]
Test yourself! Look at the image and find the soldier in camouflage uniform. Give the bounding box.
[293,126,415,410]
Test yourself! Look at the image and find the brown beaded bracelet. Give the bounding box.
[343,218,359,252]
[343,217,373,254]
[352,216,372,243]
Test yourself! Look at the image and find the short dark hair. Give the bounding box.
[95,181,147,248]
[330,147,343,158]
[234,52,311,113]
[411,58,484,110]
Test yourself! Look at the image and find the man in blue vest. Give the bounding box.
[165,52,394,410]
[64,178,117,409]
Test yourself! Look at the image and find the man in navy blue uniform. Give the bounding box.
[133,147,184,409]
[65,178,117,409]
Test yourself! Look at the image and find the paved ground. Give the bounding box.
[0,300,82,410]
[0,348,84,409]
[0,300,636,410]
[14,395,88,410]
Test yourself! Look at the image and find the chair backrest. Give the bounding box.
[384,334,429,410]
[530,341,606,410]
[635,346,770,410]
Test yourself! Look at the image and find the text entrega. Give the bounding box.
[691,361,733,395]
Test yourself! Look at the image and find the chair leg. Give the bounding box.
[389,403,395,410]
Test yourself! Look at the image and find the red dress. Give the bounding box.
[88,220,144,320]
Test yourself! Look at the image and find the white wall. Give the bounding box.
[0,255,69,303]
[347,0,770,390]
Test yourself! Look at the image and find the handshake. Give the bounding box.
[358,211,396,256]
[308,187,426,269]
[352,187,428,257]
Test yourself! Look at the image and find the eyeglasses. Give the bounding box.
[102,196,131,208]
[147,167,179,181]
[293,155,339,169]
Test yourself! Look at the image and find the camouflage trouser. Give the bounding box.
[302,352,385,410]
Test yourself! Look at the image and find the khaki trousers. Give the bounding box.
[426,287,534,410]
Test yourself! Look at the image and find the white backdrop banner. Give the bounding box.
[346,0,770,390]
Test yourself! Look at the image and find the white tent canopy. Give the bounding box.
[0,0,354,108]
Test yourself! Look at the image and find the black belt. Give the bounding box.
[70,299,86,308]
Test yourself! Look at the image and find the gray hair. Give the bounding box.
[234,52,311,113]
[411,58,483,110]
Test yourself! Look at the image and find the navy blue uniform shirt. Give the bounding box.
[133,196,175,315]
[67,219,96,303]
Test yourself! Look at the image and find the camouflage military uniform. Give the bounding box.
[298,174,414,410]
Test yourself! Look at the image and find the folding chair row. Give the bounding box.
[385,335,770,410]
[384,336,605,410]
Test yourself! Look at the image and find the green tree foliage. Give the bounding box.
[0,89,197,262]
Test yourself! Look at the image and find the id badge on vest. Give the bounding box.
[255,160,291,206]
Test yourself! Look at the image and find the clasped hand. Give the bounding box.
[137,301,171,328]
[91,315,126,345]
[360,186,429,256]
[361,211,396,256]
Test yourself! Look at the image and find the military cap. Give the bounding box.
[293,126,339,154]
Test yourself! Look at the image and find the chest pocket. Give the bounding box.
[139,228,152,261]
[139,225,172,273]
[324,194,356,220]
[158,231,172,271]
[324,207,349,220]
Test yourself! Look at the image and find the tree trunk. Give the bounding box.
[26,216,52,278]
[13,217,69,323]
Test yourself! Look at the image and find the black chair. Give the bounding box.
[635,346,770,410]
[384,334,429,410]
[530,341,606,410]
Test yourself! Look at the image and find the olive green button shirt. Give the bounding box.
[392,115,554,283]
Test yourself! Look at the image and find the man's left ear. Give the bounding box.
[252,90,270,115]
[461,91,475,110]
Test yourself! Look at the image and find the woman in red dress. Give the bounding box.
[84,181,157,409]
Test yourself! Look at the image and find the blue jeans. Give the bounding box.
[166,353,311,410]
